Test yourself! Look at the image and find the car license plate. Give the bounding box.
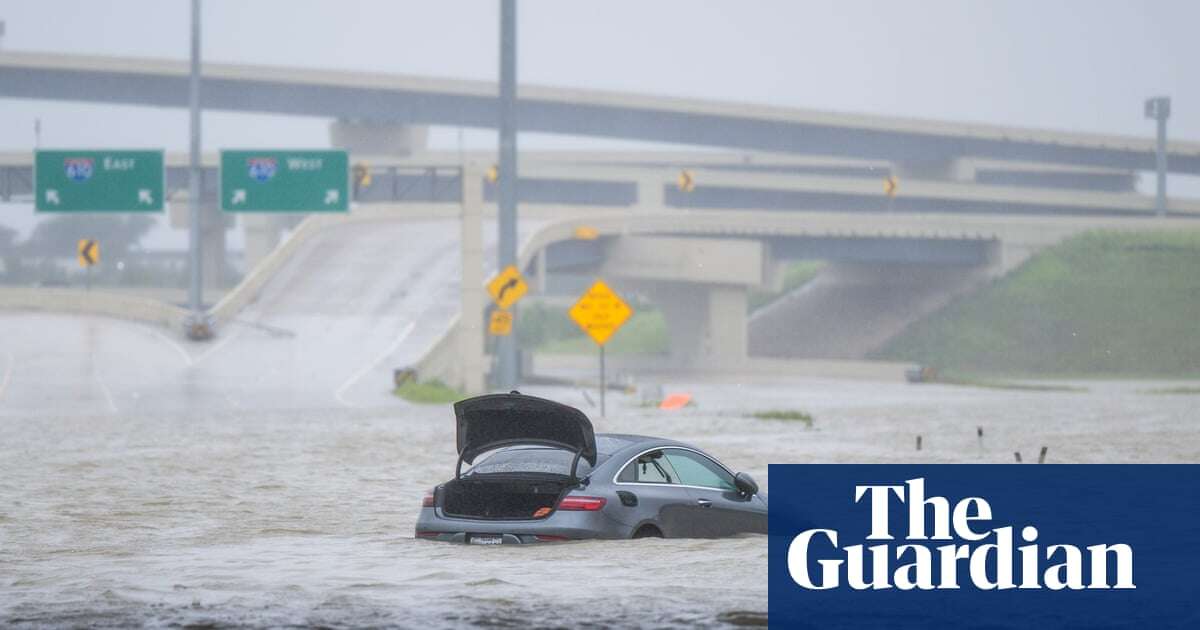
[469,535,503,545]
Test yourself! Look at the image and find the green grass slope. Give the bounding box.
[874,230,1200,377]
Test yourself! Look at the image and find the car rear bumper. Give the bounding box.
[414,507,630,543]
[417,532,565,544]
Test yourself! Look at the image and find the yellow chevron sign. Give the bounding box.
[884,175,899,198]
[677,169,696,192]
[77,239,99,268]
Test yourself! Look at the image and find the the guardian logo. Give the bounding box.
[788,478,1135,591]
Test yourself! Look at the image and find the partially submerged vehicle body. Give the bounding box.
[415,392,767,544]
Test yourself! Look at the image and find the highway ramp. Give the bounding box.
[0,216,509,415]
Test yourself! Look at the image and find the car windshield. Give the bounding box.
[466,446,602,477]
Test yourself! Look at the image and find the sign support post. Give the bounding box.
[568,280,633,418]
[599,344,606,417]
[1144,96,1170,218]
[186,0,209,339]
[496,0,519,390]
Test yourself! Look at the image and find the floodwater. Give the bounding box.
[1,211,1196,627]
[2,356,1197,627]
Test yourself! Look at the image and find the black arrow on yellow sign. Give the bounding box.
[77,238,99,268]
[677,169,696,193]
[496,277,520,304]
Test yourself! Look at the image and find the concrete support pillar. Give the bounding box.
[329,119,428,156]
[707,285,748,366]
[459,163,486,394]
[654,283,748,370]
[242,214,283,273]
[656,284,707,369]
[535,248,547,294]
[636,171,665,210]
[200,203,226,292]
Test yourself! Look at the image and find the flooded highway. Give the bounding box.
[3,2,1199,626]
[2,309,1196,627]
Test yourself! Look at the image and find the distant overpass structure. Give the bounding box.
[5,152,1200,218]
[7,50,1200,387]
[3,50,1200,176]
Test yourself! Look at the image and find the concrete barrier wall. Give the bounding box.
[412,315,464,386]
[0,287,190,329]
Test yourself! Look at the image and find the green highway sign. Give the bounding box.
[220,150,349,212]
[35,150,164,212]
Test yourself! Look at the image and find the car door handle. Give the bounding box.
[696,499,713,508]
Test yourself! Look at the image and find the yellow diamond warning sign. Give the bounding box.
[487,265,528,310]
[569,280,633,346]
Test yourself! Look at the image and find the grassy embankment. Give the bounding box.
[875,231,1200,378]
[394,379,465,404]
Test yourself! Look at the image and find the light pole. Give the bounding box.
[1144,96,1170,218]
[186,0,210,339]
[495,0,519,389]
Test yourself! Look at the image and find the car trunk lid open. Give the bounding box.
[442,392,599,521]
[454,392,597,478]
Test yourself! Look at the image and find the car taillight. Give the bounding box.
[558,495,607,511]
[421,490,436,508]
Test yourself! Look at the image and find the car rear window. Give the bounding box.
[595,435,634,455]
[466,447,604,477]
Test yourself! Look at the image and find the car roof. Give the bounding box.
[595,433,697,456]
[497,433,695,457]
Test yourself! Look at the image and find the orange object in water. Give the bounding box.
[659,393,692,410]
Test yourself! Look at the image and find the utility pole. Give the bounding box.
[495,0,519,389]
[186,0,209,339]
[1144,96,1170,218]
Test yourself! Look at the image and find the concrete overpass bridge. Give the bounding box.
[5,150,1200,389]
[3,187,1194,395]
[488,205,1186,378]
[4,50,1200,177]
[6,50,1200,391]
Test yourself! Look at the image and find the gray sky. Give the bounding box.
[1,0,1198,247]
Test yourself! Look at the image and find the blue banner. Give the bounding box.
[768,465,1200,629]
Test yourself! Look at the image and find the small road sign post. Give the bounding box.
[77,238,99,290]
[220,150,349,212]
[35,150,164,212]
[486,265,528,382]
[568,279,633,417]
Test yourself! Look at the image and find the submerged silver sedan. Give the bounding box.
[415,392,768,544]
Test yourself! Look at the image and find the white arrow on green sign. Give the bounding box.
[220,149,349,212]
[35,150,164,212]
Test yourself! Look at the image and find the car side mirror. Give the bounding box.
[734,472,758,497]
